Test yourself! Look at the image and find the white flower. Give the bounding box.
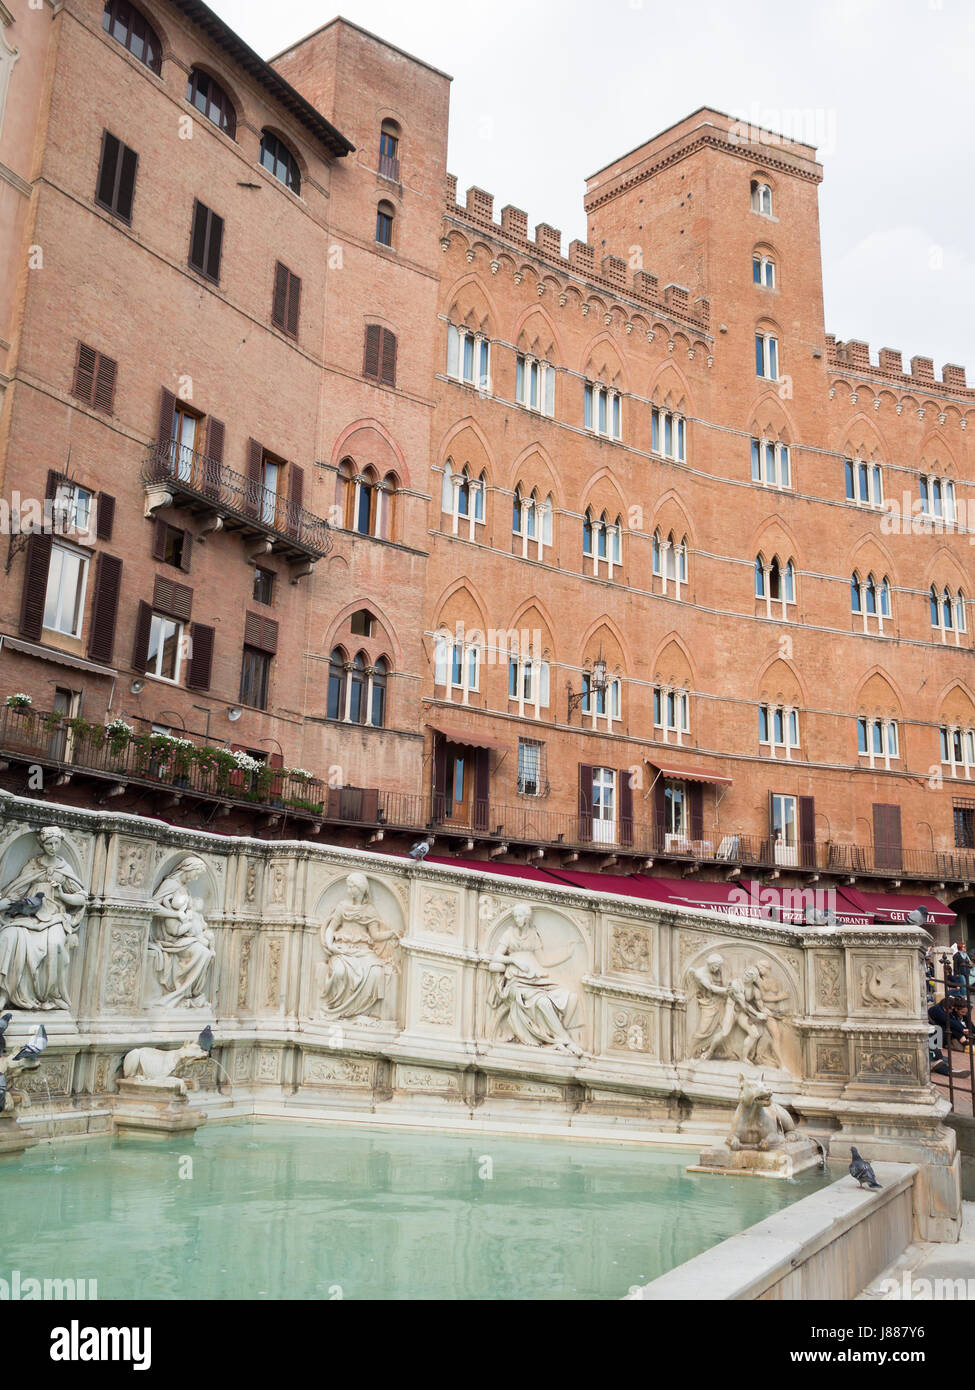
[6,693,32,707]
[289,767,314,780]
[231,750,260,772]
[105,717,134,736]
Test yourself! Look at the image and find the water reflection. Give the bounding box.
[2,1121,828,1300]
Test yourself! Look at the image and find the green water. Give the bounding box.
[2,1121,828,1299]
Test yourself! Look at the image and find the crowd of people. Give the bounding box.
[927,942,974,1078]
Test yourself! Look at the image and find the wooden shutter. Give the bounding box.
[178,529,192,573]
[73,343,97,406]
[96,132,137,220]
[578,763,594,842]
[379,329,397,386]
[244,611,278,653]
[652,775,666,852]
[432,734,448,822]
[87,553,122,663]
[189,199,208,272]
[873,803,903,871]
[285,269,301,337]
[96,491,115,541]
[272,261,289,330]
[205,209,223,281]
[152,575,192,621]
[619,767,634,847]
[798,795,816,868]
[245,438,262,516]
[116,143,138,221]
[689,782,704,841]
[95,131,119,211]
[45,470,61,501]
[289,463,304,514]
[204,416,224,497]
[363,324,382,380]
[157,387,176,446]
[185,622,214,690]
[131,599,153,671]
[152,518,168,561]
[93,354,117,414]
[474,747,490,832]
[19,532,53,640]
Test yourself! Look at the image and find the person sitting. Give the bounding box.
[929,995,970,1050]
[929,1025,967,1077]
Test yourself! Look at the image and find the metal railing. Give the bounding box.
[929,955,975,1115]
[0,704,326,818]
[144,440,331,557]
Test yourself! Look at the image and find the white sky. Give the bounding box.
[216,0,973,372]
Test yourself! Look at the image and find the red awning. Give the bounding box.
[646,760,732,786]
[428,725,508,754]
[840,887,955,929]
[425,855,550,883]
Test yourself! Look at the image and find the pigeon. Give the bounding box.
[13,1023,47,1066]
[408,838,432,862]
[0,1013,10,1057]
[198,1025,214,1055]
[849,1147,882,1189]
[2,891,44,918]
[906,907,929,927]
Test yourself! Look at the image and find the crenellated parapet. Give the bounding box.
[444,177,711,340]
[827,336,971,401]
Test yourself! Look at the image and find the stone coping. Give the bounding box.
[626,1162,917,1299]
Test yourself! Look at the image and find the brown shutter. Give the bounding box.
[152,575,192,621]
[380,329,397,386]
[272,261,289,330]
[87,553,122,663]
[204,416,224,498]
[873,803,903,871]
[432,734,448,822]
[652,775,666,853]
[619,767,634,847]
[117,143,138,221]
[474,747,490,832]
[73,343,97,405]
[245,438,263,518]
[93,354,117,414]
[189,199,208,271]
[19,532,53,640]
[798,794,816,868]
[45,470,61,501]
[689,782,704,841]
[95,131,119,211]
[578,763,594,842]
[206,210,223,281]
[179,529,192,573]
[131,599,153,671]
[152,518,168,560]
[95,491,115,541]
[244,611,278,653]
[286,270,301,337]
[363,324,381,379]
[289,463,304,513]
[186,622,214,690]
[157,387,176,446]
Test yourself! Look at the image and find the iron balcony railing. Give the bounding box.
[144,440,331,558]
[0,703,326,818]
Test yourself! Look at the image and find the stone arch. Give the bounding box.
[651,490,695,548]
[512,304,566,365]
[505,443,563,507]
[579,331,627,391]
[646,359,694,414]
[323,599,404,669]
[937,679,975,727]
[329,418,411,487]
[434,578,491,637]
[749,392,798,444]
[755,655,806,707]
[580,465,628,520]
[835,411,891,462]
[442,272,498,335]
[853,668,903,719]
[651,634,695,689]
[578,615,631,676]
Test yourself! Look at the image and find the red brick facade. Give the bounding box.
[1,5,973,934]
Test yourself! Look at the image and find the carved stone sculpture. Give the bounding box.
[727,1073,796,1151]
[859,961,907,1009]
[691,1072,822,1180]
[690,953,788,1066]
[315,872,401,1020]
[0,826,87,1011]
[121,1041,208,1097]
[487,902,583,1055]
[148,856,215,1009]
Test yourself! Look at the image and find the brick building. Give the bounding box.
[1,1,973,937]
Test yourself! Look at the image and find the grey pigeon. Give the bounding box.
[13,1023,47,1066]
[198,1025,214,1055]
[408,838,432,861]
[849,1147,882,1189]
[2,890,44,918]
[906,907,929,927]
[0,1013,10,1057]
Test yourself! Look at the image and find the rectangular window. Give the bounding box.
[72,343,117,414]
[188,199,224,282]
[240,645,271,709]
[751,437,791,489]
[95,130,138,222]
[43,544,89,637]
[755,332,778,379]
[146,612,183,681]
[516,355,554,416]
[759,703,799,755]
[954,802,975,850]
[253,567,274,605]
[651,407,686,462]
[517,738,545,796]
[771,793,797,846]
[585,383,621,439]
[52,481,95,539]
[446,324,489,390]
[271,261,301,338]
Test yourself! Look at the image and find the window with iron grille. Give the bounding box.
[954,800,975,849]
[517,738,547,797]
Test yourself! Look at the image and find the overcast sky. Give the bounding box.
[218,0,973,372]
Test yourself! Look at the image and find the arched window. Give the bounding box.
[347,653,367,724]
[186,68,236,137]
[103,0,162,74]
[751,180,773,216]
[259,130,301,194]
[931,585,967,644]
[865,573,877,616]
[327,647,347,721]
[752,252,775,287]
[441,462,485,538]
[375,473,397,541]
[376,199,394,247]
[851,572,862,614]
[379,120,400,179]
[755,553,794,616]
